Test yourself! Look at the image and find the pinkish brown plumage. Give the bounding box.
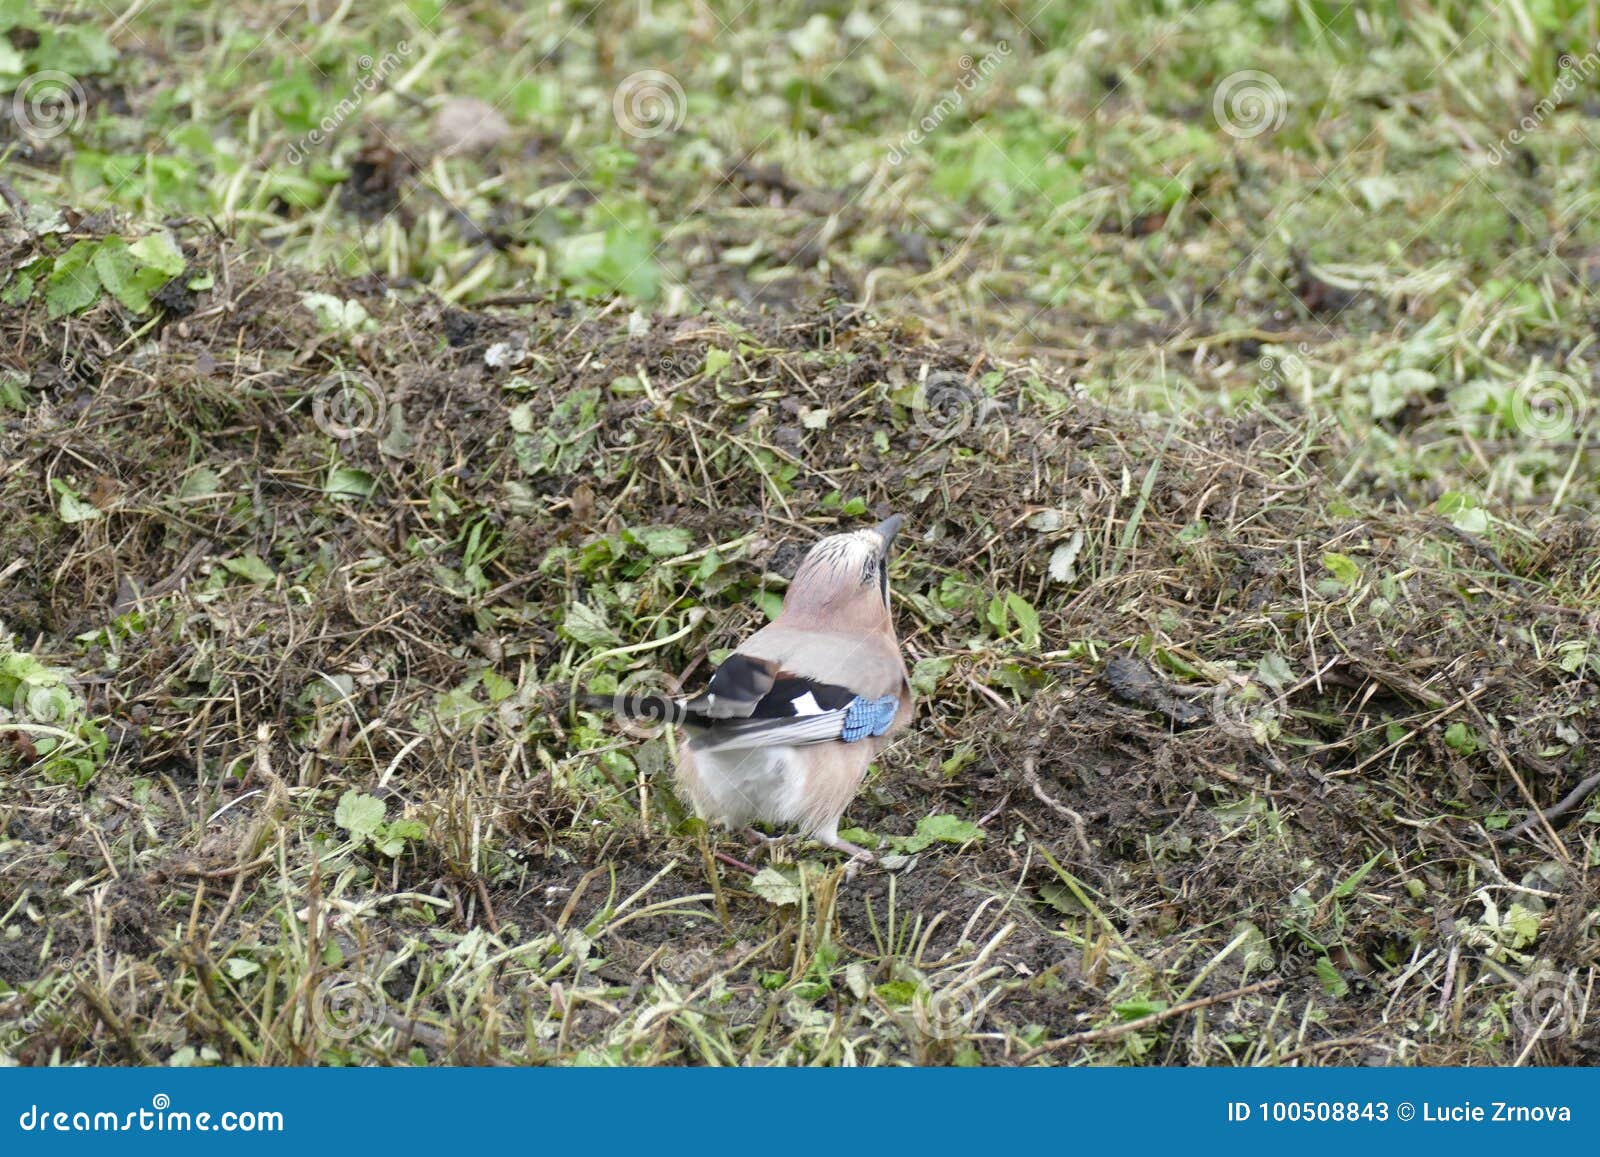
[590,515,913,862]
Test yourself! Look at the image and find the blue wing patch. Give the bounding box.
[841,695,898,742]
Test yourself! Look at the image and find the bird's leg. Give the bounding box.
[813,824,877,869]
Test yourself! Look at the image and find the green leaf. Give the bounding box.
[301,292,375,332]
[561,602,621,647]
[902,813,984,853]
[1257,652,1295,687]
[334,790,386,840]
[0,369,27,411]
[127,231,186,277]
[1436,491,1489,534]
[1443,720,1479,755]
[1322,551,1361,588]
[93,235,169,313]
[91,238,136,291]
[1232,919,1276,973]
[220,553,276,584]
[1314,956,1349,997]
[1113,998,1168,1020]
[1333,852,1381,898]
[875,980,918,1006]
[223,957,261,981]
[324,466,375,499]
[750,867,802,906]
[631,525,694,558]
[178,467,222,499]
[836,826,883,851]
[51,478,102,523]
[702,347,732,378]
[44,240,101,318]
[1504,902,1540,948]
[2,266,36,306]
[387,818,427,842]
[939,744,978,778]
[910,655,952,696]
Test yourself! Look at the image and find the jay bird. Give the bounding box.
[585,515,912,862]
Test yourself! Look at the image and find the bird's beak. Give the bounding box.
[873,513,906,557]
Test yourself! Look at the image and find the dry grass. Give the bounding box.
[2,228,1597,1065]
[3,0,1600,1067]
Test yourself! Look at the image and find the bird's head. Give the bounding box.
[780,514,906,631]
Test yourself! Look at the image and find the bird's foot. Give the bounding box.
[814,832,877,880]
[820,837,876,862]
[741,827,795,860]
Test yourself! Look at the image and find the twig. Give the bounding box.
[0,176,27,219]
[714,850,758,875]
[1498,770,1600,845]
[377,1009,513,1066]
[1016,977,1283,1062]
[176,855,272,879]
[1020,758,1092,860]
[474,876,502,934]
